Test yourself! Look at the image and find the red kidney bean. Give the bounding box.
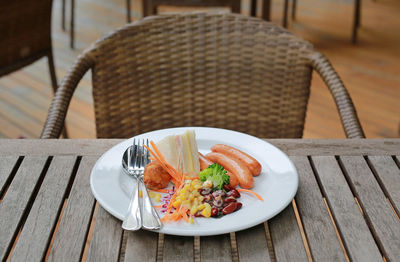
[224,196,237,203]
[222,202,238,215]
[223,185,234,191]
[226,189,240,198]
[211,207,218,217]
[236,202,242,210]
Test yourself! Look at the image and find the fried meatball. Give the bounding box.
[144,161,171,189]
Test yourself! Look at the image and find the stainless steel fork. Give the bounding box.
[122,139,161,231]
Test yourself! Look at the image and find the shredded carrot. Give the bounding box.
[153,205,162,208]
[185,176,199,180]
[237,189,264,201]
[180,207,189,223]
[150,189,169,194]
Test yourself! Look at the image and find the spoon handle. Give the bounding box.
[140,177,162,230]
[122,179,142,231]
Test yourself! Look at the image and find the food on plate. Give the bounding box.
[144,161,171,190]
[198,163,230,190]
[211,144,261,176]
[199,152,213,171]
[156,130,200,176]
[163,164,243,222]
[199,153,239,187]
[205,152,254,189]
[143,130,262,224]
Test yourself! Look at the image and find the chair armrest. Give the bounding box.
[311,52,365,138]
[41,53,94,138]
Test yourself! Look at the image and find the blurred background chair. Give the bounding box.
[61,0,133,49]
[0,0,57,91]
[282,0,362,43]
[0,0,68,138]
[142,0,241,16]
[41,12,364,139]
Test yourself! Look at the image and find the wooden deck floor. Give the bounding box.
[0,0,399,138]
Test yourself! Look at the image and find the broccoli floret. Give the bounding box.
[198,163,230,190]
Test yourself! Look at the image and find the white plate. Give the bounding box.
[90,127,298,236]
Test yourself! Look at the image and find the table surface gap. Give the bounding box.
[81,202,100,262]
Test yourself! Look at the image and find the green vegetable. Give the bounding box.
[198,163,230,190]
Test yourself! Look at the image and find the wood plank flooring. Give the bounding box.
[0,0,399,138]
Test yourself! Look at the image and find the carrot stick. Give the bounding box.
[150,189,169,194]
[180,208,189,223]
[237,189,264,201]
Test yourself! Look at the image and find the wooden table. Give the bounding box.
[0,139,399,261]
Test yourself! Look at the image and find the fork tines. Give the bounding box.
[131,138,150,169]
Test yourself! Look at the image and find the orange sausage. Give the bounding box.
[199,152,239,187]
[199,152,213,170]
[211,144,262,176]
[206,152,254,189]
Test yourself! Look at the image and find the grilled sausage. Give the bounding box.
[206,152,254,189]
[211,144,261,176]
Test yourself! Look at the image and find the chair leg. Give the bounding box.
[47,51,58,93]
[47,51,69,138]
[61,0,66,30]
[262,0,271,21]
[231,0,241,13]
[250,0,257,16]
[70,0,75,49]
[126,0,131,23]
[292,0,297,20]
[283,0,289,27]
[352,0,361,43]
[143,0,151,17]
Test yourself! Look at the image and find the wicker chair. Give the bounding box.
[41,12,365,139]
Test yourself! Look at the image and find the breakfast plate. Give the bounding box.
[90,127,298,236]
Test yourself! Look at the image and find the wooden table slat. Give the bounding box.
[290,156,346,261]
[340,156,400,261]
[48,156,98,262]
[163,235,194,262]
[123,230,158,262]
[0,156,19,194]
[367,156,400,215]
[10,156,78,261]
[0,139,399,156]
[311,156,382,262]
[86,206,123,262]
[269,203,308,261]
[236,224,271,262]
[0,156,48,260]
[200,234,232,262]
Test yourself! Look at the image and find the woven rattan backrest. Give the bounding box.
[88,13,314,138]
[0,0,53,73]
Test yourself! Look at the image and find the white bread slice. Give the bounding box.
[155,134,178,170]
[185,130,200,174]
[155,130,200,177]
